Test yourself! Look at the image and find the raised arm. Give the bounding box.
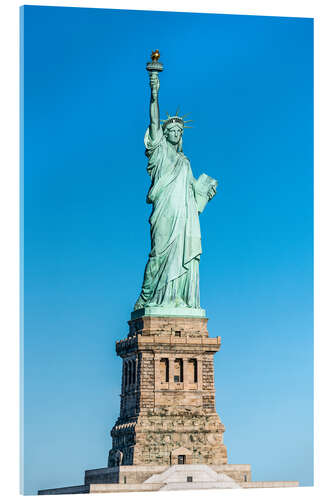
[149,72,161,141]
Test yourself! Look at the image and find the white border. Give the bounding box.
[1,1,331,499]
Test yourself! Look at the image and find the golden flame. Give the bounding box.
[151,50,160,62]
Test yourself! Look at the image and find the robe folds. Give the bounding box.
[134,127,202,309]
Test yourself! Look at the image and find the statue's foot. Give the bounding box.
[134,298,145,311]
[173,298,187,308]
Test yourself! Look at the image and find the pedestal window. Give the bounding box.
[160,358,169,382]
[174,358,183,382]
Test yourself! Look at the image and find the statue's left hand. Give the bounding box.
[208,185,217,200]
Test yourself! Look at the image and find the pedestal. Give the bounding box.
[108,312,228,467]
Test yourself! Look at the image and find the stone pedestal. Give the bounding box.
[38,313,300,494]
[108,314,228,468]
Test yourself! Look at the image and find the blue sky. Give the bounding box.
[21,6,313,494]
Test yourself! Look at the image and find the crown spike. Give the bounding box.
[183,120,193,123]
[181,113,191,119]
[175,107,181,116]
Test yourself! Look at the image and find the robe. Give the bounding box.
[134,127,202,310]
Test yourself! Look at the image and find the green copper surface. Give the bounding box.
[134,57,217,315]
[131,307,206,320]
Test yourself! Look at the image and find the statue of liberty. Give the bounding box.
[134,51,217,314]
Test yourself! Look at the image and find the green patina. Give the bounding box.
[134,56,217,317]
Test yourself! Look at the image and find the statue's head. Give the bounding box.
[164,124,183,146]
[161,112,192,152]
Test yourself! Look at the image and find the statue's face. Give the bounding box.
[165,125,183,145]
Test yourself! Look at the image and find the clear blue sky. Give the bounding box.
[21,6,313,494]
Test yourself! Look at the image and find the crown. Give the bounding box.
[161,109,193,130]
